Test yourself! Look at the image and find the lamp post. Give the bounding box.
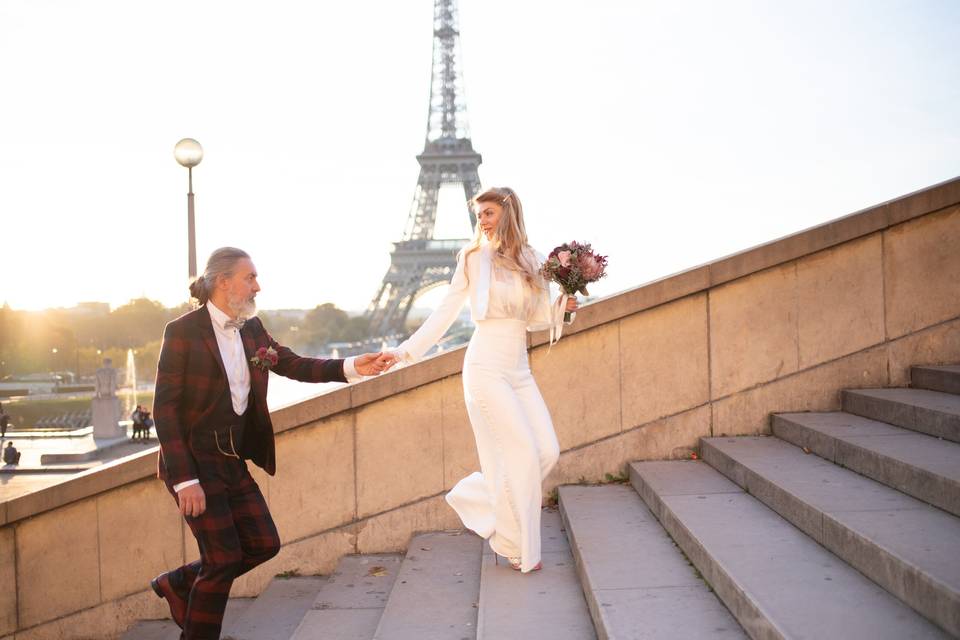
[174,138,204,279]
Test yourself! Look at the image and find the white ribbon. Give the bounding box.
[549,292,569,349]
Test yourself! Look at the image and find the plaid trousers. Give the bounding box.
[165,450,280,640]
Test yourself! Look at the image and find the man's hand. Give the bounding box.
[354,352,399,376]
[177,483,206,517]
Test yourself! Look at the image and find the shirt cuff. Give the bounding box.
[343,356,363,383]
[173,479,200,493]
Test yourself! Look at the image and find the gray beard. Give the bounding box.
[227,294,257,320]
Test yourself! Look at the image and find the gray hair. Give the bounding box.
[188,247,251,305]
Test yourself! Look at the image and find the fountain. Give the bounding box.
[125,348,137,412]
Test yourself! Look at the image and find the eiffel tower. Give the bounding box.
[365,0,482,338]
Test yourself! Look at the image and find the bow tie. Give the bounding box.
[224,318,246,331]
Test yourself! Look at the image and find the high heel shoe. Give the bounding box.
[510,559,542,572]
[495,554,541,572]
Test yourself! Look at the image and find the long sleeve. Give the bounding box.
[342,356,363,382]
[395,249,471,363]
[257,318,348,383]
[154,322,198,486]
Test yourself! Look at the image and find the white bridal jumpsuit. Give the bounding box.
[394,241,572,572]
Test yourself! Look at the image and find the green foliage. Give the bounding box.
[545,487,559,507]
[0,299,184,380]
[0,298,366,380]
[603,470,630,484]
[259,304,370,354]
[274,569,301,579]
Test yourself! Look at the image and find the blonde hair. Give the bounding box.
[463,187,543,290]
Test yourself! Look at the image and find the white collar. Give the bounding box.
[206,300,235,331]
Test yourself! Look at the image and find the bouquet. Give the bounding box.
[541,241,608,322]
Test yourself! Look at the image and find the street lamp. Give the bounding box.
[174,138,204,279]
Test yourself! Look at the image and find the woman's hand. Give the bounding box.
[565,296,579,312]
[355,352,398,376]
[385,350,406,367]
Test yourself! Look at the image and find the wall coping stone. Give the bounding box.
[2,175,957,526]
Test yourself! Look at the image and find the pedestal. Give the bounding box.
[91,396,123,439]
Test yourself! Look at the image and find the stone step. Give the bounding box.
[291,554,403,640]
[772,412,960,517]
[221,576,326,640]
[558,484,746,640]
[373,531,483,640]
[912,365,960,395]
[629,460,950,640]
[842,387,960,443]
[702,436,960,637]
[123,597,253,640]
[476,508,597,640]
[121,620,181,640]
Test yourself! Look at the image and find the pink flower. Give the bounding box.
[579,253,604,280]
[557,250,572,267]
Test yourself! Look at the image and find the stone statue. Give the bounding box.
[94,358,118,398]
[92,358,122,438]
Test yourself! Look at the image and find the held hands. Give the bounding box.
[565,296,579,313]
[354,352,400,376]
[178,484,206,517]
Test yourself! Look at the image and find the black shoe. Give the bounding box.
[151,572,187,629]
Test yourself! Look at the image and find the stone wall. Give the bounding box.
[2,177,959,639]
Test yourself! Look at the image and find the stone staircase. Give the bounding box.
[125,364,960,639]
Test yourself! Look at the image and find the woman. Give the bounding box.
[388,187,577,573]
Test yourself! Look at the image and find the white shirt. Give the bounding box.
[174,301,363,493]
[207,300,252,415]
[486,261,538,322]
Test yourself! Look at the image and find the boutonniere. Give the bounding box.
[250,346,279,371]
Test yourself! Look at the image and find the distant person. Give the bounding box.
[131,405,144,440]
[140,407,153,441]
[3,442,19,465]
[0,409,9,439]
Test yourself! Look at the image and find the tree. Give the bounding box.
[301,303,351,350]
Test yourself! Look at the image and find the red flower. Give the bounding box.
[251,346,279,371]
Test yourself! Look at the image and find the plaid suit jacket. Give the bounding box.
[154,305,346,485]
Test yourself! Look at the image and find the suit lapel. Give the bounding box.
[240,322,267,405]
[197,306,229,382]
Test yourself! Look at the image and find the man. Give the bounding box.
[150,247,394,639]
[131,405,143,440]
[2,442,18,465]
[0,405,9,439]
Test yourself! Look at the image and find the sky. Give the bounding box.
[1,0,958,314]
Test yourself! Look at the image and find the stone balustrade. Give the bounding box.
[2,176,959,639]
